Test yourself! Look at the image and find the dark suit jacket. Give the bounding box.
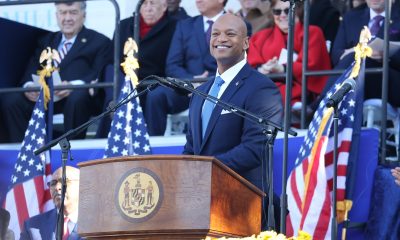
[20,209,81,240]
[183,63,283,191]
[329,7,400,106]
[166,15,218,79]
[331,7,400,66]
[118,14,177,80]
[20,26,111,86]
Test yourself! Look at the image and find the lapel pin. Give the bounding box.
[235,81,239,86]
[82,38,87,43]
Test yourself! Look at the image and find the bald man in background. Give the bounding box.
[20,166,81,240]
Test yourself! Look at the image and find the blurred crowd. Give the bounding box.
[0,0,399,143]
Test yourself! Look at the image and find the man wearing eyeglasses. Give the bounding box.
[20,166,82,240]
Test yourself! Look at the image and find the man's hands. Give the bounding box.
[54,81,71,100]
[24,80,72,102]
[24,82,40,102]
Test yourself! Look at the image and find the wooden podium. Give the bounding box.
[77,155,264,239]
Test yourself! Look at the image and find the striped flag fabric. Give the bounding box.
[287,63,357,239]
[3,91,54,238]
[104,78,152,158]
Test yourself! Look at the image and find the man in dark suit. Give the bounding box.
[96,0,184,137]
[20,166,81,240]
[183,13,283,230]
[147,0,227,136]
[324,0,400,107]
[0,1,111,142]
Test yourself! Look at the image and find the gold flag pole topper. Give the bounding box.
[37,47,60,109]
[120,37,140,87]
[338,26,372,240]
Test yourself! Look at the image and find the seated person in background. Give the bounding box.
[0,1,111,142]
[184,13,283,230]
[20,166,81,240]
[309,0,341,49]
[247,0,331,106]
[0,208,14,240]
[236,0,273,34]
[322,0,400,108]
[96,0,179,137]
[161,0,229,136]
[167,0,189,20]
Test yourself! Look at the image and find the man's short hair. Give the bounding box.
[55,1,87,11]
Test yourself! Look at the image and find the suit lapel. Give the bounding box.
[200,64,251,151]
[59,27,88,68]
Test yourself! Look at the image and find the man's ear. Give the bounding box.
[243,36,249,51]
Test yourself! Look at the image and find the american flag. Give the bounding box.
[104,78,152,158]
[287,63,357,239]
[3,91,53,238]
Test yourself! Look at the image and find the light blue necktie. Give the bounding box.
[202,76,224,138]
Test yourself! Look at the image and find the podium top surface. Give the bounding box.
[78,154,265,197]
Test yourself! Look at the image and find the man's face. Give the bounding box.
[239,0,260,11]
[140,0,167,25]
[196,0,224,17]
[167,0,181,12]
[210,14,249,69]
[49,167,80,212]
[272,0,289,34]
[366,0,385,13]
[56,2,85,39]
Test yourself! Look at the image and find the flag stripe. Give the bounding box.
[4,91,54,237]
[287,63,358,239]
[13,184,29,229]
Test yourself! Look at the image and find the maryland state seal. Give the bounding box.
[115,167,163,222]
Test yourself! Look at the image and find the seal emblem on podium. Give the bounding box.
[115,167,163,222]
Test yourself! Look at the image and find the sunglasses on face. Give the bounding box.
[272,8,290,16]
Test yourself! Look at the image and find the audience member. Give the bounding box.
[236,0,273,34]
[183,13,283,230]
[247,0,331,105]
[324,0,400,107]
[309,0,341,46]
[153,0,227,136]
[391,167,400,186]
[20,166,81,240]
[96,0,181,137]
[0,1,111,142]
[0,208,14,240]
[166,0,228,80]
[167,0,189,20]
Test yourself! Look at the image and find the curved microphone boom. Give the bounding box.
[143,75,194,95]
[326,78,356,108]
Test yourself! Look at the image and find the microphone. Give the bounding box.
[326,78,356,108]
[144,76,194,95]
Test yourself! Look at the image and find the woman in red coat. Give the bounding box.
[247,0,331,105]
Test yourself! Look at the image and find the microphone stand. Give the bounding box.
[147,76,297,231]
[34,83,156,240]
[280,0,301,233]
[266,127,278,230]
[327,103,339,240]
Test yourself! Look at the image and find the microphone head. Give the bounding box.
[343,78,356,90]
